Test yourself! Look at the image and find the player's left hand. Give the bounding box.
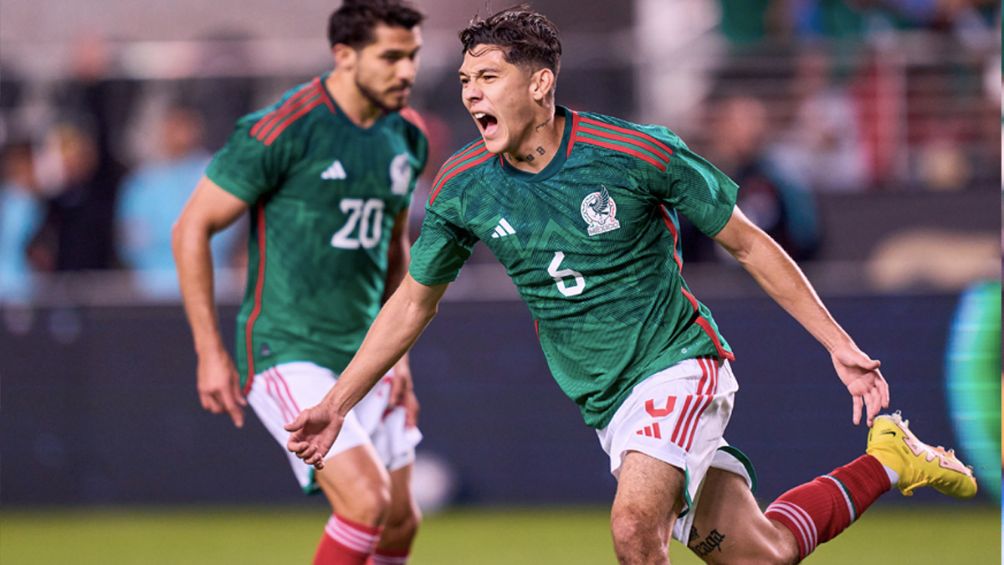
[388,359,413,407]
[403,388,421,428]
[284,403,344,470]
[831,344,890,427]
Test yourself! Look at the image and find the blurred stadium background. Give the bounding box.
[1,0,1000,563]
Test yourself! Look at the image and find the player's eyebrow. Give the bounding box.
[380,45,421,59]
[458,67,501,79]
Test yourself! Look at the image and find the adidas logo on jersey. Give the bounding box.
[490,218,517,239]
[321,160,347,180]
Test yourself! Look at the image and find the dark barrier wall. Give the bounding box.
[0,293,985,507]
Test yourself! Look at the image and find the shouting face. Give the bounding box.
[459,44,541,155]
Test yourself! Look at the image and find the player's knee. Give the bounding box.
[719,523,798,565]
[352,479,392,524]
[610,507,668,559]
[387,503,421,541]
[318,467,392,525]
[766,521,801,565]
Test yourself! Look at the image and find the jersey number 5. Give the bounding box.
[331,198,384,250]
[548,252,586,297]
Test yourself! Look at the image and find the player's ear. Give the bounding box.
[332,43,358,71]
[529,67,555,102]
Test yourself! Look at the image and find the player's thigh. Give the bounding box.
[612,450,687,532]
[315,441,391,516]
[687,468,797,565]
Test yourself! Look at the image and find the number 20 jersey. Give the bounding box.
[409,107,736,428]
[206,75,428,387]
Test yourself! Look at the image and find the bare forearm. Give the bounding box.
[326,279,439,416]
[733,231,851,352]
[382,239,409,303]
[172,222,226,355]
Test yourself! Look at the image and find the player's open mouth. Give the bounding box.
[473,112,499,137]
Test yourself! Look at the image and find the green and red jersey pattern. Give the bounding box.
[206,74,428,389]
[410,107,737,428]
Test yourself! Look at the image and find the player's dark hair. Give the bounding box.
[459,4,562,74]
[328,0,425,49]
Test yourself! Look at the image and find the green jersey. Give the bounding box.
[410,107,735,428]
[207,75,428,388]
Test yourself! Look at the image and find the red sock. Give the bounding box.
[764,455,891,560]
[314,514,382,565]
[367,548,411,565]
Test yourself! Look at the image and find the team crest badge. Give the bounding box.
[389,153,412,195]
[580,185,621,236]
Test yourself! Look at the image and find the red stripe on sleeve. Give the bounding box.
[578,125,671,164]
[575,137,666,171]
[429,151,493,204]
[263,98,323,146]
[430,143,486,189]
[579,116,674,158]
[250,80,319,139]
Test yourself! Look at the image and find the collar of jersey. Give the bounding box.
[497,106,573,182]
[319,72,387,135]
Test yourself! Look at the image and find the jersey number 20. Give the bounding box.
[548,252,586,297]
[331,198,384,250]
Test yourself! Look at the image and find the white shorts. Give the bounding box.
[246,361,422,493]
[596,357,756,543]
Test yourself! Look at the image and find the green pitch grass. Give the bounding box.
[1,506,998,564]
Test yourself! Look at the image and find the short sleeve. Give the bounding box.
[650,132,738,237]
[205,114,295,204]
[408,194,478,286]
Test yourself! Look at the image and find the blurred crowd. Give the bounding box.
[717,0,1001,43]
[0,0,999,302]
[0,35,251,303]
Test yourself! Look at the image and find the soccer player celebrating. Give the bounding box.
[172,2,428,564]
[284,5,978,564]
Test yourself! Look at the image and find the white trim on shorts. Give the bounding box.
[246,361,421,493]
[596,357,753,543]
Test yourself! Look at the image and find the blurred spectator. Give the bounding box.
[51,34,137,173]
[683,96,821,263]
[29,34,136,272]
[116,104,240,298]
[771,49,869,192]
[0,61,27,147]
[0,141,44,303]
[29,121,120,271]
[180,30,257,151]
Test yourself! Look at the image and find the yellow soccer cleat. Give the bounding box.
[866,411,978,499]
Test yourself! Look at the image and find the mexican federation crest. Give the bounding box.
[389,153,412,195]
[580,185,621,236]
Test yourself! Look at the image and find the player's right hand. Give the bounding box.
[196,350,246,428]
[831,344,889,427]
[284,404,344,469]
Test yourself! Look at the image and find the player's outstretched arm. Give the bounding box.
[285,274,447,468]
[172,176,250,428]
[383,209,420,425]
[713,207,890,426]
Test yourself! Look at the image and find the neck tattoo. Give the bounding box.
[523,146,546,162]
